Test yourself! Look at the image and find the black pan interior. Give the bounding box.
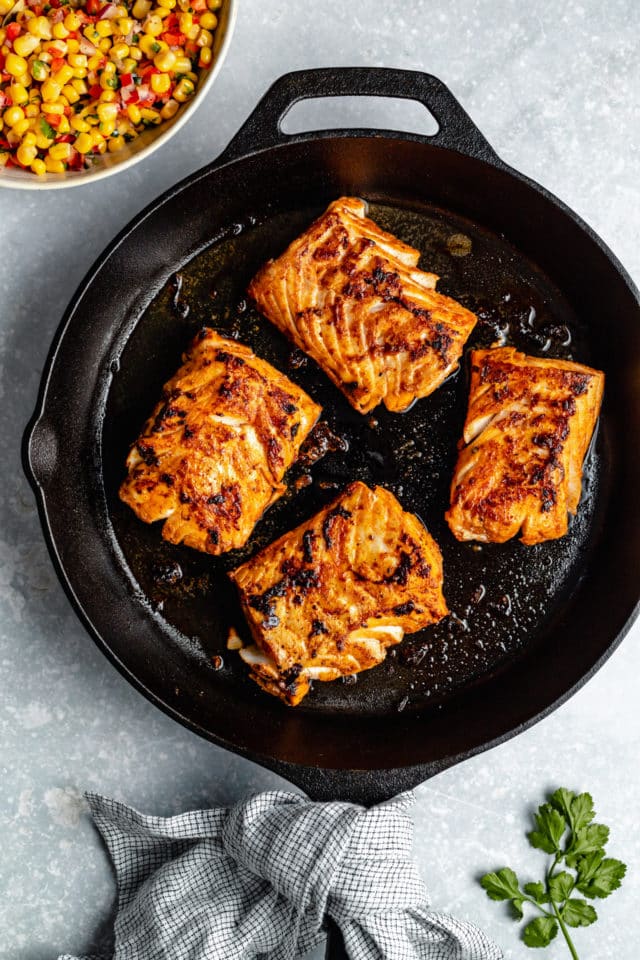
[28,135,640,781]
[104,197,605,716]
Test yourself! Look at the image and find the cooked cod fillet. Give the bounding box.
[229,481,448,705]
[446,347,604,546]
[248,197,477,414]
[119,329,321,554]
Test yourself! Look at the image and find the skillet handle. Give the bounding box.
[218,67,501,165]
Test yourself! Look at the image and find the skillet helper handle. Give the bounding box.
[218,67,501,165]
[325,917,349,960]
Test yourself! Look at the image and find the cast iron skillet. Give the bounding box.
[24,69,640,810]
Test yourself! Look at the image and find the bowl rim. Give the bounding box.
[0,0,237,190]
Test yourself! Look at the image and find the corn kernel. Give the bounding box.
[0,0,15,16]
[35,132,53,148]
[96,20,113,38]
[21,130,36,146]
[61,84,80,104]
[206,0,221,8]
[4,104,25,127]
[46,40,67,56]
[49,141,72,161]
[140,106,160,122]
[71,115,90,132]
[97,100,118,121]
[178,12,192,32]
[74,131,93,153]
[98,37,112,53]
[68,53,87,68]
[83,26,100,43]
[174,55,191,73]
[66,37,80,53]
[87,53,102,71]
[128,46,142,61]
[153,48,176,71]
[121,57,137,71]
[71,77,88,94]
[17,141,37,165]
[41,78,61,102]
[5,52,29,77]
[57,115,70,133]
[25,104,40,118]
[132,0,151,18]
[9,83,29,105]
[0,27,6,44]
[177,0,190,10]
[30,58,49,81]
[155,5,171,16]
[139,34,161,56]
[12,117,30,136]
[45,155,65,172]
[95,139,107,153]
[116,17,133,35]
[198,45,212,66]
[150,71,170,94]
[72,65,87,78]
[98,118,115,136]
[196,28,212,47]
[126,103,141,124]
[108,134,125,152]
[103,60,116,76]
[110,41,129,59]
[172,77,194,102]
[27,15,52,39]
[90,128,105,145]
[41,101,64,114]
[99,88,118,101]
[144,15,163,35]
[64,11,82,32]
[53,63,74,86]
[185,22,199,40]
[52,22,69,40]
[31,157,46,175]
[160,97,178,120]
[199,11,217,29]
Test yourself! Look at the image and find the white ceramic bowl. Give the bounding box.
[0,0,236,190]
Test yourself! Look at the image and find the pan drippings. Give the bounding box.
[103,199,606,716]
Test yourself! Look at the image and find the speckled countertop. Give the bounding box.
[1,1,638,957]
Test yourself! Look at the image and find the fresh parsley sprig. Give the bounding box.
[480,788,626,958]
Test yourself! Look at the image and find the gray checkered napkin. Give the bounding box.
[58,789,502,960]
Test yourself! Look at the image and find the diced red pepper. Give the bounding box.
[51,56,66,73]
[89,84,102,99]
[68,151,85,170]
[86,0,102,14]
[121,86,139,103]
[0,54,5,72]
[161,31,185,45]
[58,133,75,142]
[120,73,133,87]
[6,22,21,41]
[50,0,61,8]
[191,0,207,10]
[46,113,62,128]
[141,64,160,77]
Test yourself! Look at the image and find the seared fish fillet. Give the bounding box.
[248,197,477,414]
[119,329,321,554]
[229,481,448,705]
[446,347,604,546]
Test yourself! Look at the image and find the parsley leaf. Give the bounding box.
[528,802,566,854]
[577,857,626,899]
[480,867,521,901]
[562,899,598,928]
[523,916,558,948]
[479,787,626,957]
[548,871,574,902]
[523,881,549,904]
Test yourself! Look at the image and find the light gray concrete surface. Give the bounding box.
[1,1,638,958]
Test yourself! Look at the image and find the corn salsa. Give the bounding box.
[0,0,221,174]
